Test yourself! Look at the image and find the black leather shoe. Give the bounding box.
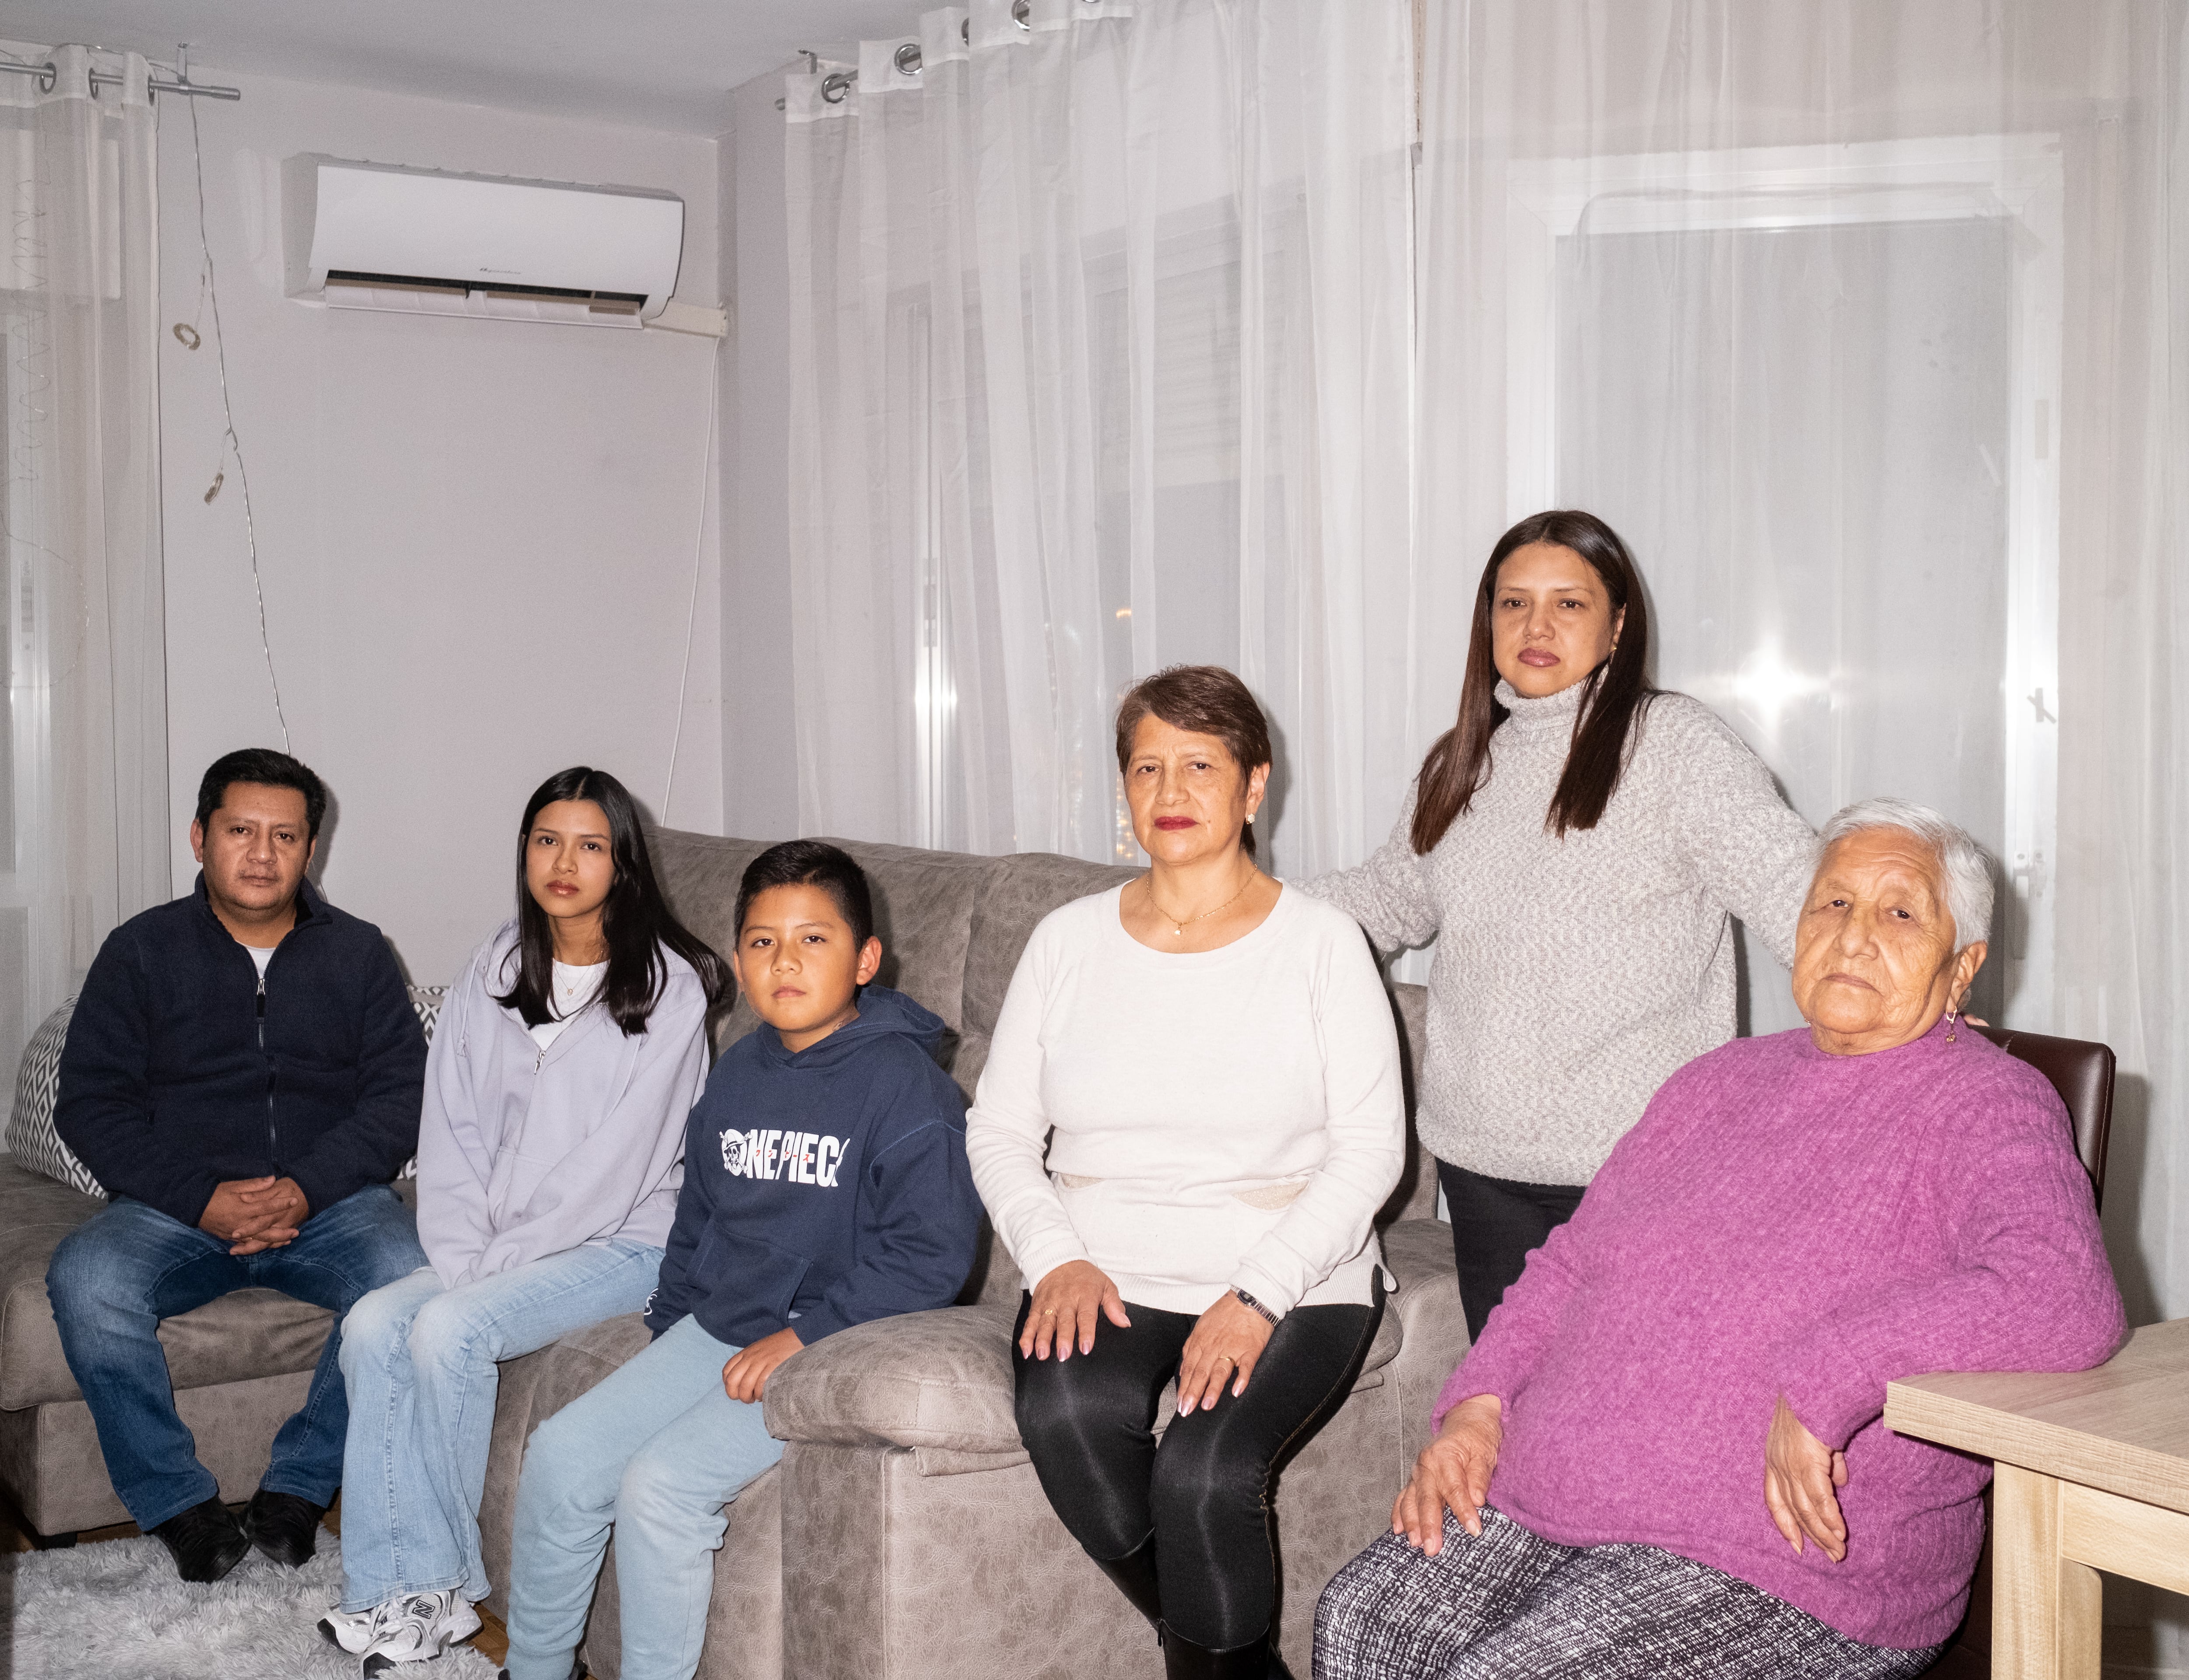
[242,1487,325,1568]
[496,1656,585,1680]
[1091,1535,1163,1632]
[148,1497,250,1583]
[1161,1625,1291,1679]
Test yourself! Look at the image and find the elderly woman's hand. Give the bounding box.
[1022,1259,1130,1360]
[1392,1393,1502,1554]
[1764,1394,1849,1562]
[1175,1290,1276,1415]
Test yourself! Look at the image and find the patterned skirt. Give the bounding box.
[1313,1508,1944,1680]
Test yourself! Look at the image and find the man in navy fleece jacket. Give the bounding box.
[503,840,980,1680]
[46,749,426,1584]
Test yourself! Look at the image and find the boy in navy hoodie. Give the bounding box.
[502,842,980,1680]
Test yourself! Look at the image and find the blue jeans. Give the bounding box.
[504,1315,787,1680]
[334,1239,663,1612]
[45,1185,425,1531]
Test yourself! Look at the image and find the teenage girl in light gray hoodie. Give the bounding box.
[320,767,728,1671]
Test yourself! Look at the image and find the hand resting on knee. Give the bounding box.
[1393,1393,1502,1553]
[1021,1259,1131,1361]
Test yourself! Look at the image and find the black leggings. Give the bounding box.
[1438,1162,1586,1343]
[1013,1286,1383,1649]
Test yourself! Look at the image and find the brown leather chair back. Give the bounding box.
[1971,1025,2114,1209]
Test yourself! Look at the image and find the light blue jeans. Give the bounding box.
[503,1314,787,1680]
[334,1238,663,1612]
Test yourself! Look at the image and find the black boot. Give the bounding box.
[1160,1624,1292,1679]
[1091,1535,1164,1632]
[243,1487,325,1567]
[148,1496,250,1583]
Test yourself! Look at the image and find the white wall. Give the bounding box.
[719,65,800,840]
[158,66,723,987]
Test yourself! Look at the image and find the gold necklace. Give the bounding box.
[1146,867,1260,937]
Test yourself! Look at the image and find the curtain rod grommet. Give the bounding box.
[895,42,922,75]
[821,70,855,103]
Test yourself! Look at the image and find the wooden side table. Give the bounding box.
[1886,1319,2189,1680]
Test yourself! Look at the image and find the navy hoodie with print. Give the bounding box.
[642,983,979,1349]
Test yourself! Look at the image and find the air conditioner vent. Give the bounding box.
[286,157,684,329]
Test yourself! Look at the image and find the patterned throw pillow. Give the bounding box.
[398,986,447,1181]
[4,996,98,1198]
[4,985,452,1198]
[408,984,447,1046]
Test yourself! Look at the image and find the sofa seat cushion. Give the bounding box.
[4,1280,334,1410]
[765,1295,1401,1461]
[3,1276,334,1411]
[0,1159,337,1410]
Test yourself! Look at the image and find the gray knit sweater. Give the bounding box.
[1299,680,1816,1186]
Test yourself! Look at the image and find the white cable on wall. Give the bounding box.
[180,81,291,753]
[661,333,723,828]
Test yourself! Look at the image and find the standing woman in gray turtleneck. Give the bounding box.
[1299,510,1815,1343]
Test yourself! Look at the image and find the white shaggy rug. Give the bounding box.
[1,1536,502,1680]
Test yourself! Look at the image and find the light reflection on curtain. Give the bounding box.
[0,46,169,1086]
[783,0,1415,880]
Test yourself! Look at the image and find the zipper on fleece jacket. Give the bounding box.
[257,972,278,1165]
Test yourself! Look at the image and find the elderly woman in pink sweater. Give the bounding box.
[1315,797,2125,1680]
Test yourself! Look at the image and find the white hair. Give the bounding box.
[1816,798,1995,952]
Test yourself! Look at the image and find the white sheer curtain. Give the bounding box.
[784,0,1415,877]
[0,46,169,1083]
[1415,1,2189,1314]
[785,0,2189,1336]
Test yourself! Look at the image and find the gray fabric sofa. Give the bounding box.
[0,826,1464,1680]
[475,829,1467,1680]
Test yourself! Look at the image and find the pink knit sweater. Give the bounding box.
[1434,1016,2125,1649]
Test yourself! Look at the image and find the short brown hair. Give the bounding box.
[1113,665,1273,855]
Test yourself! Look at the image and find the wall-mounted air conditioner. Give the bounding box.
[283,155,685,328]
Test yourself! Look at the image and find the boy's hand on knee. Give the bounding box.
[722,1326,805,1404]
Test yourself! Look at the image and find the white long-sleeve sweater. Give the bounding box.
[1300,681,1816,1187]
[965,886,1404,1316]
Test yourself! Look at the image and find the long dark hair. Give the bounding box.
[493,767,729,1036]
[1409,510,1655,853]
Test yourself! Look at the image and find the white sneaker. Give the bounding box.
[356,1588,475,1673]
[440,1598,483,1647]
[318,1604,383,1655]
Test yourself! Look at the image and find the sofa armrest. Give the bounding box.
[1381,1216,1468,1463]
[763,1302,1024,1457]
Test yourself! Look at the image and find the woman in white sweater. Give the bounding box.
[968,666,1404,1680]
[1301,510,1815,1343]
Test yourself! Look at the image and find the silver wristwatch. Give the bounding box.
[1232,1288,1279,1325]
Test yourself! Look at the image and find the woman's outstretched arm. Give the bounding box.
[1295,790,1443,954]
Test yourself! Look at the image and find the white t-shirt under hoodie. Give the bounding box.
[965,883,1406,1318]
